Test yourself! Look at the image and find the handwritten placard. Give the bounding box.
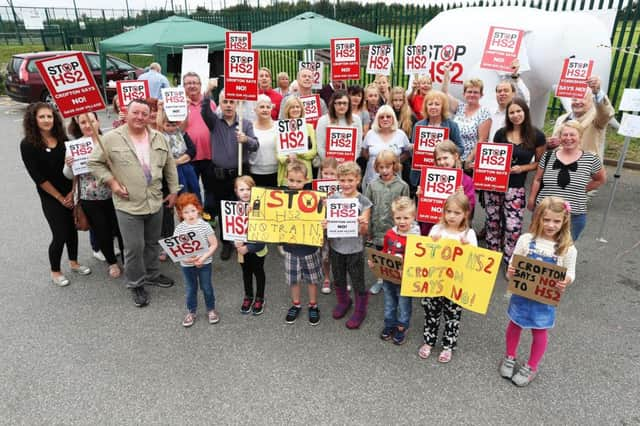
[507,254,567,307]
[367,247,402,285]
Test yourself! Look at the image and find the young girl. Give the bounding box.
[364,83,381,127]
[408,75,433,120]
[173,193,219,328]
[500,196,576,386]
[364,150,409,295]
[318,157,339,294]
[418,192,477,363]
[374,74,391,105]
[233,176,268,315]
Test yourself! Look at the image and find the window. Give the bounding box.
[108,57,135,71]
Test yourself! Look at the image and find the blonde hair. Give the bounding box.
[433,140,462,169]
[391,195,416,215]
[320,157,339,173]
[422,90,450,120]
[336,161,361,179]
[389,86,413,136]
[374,149,401,174]
[364,83,380,108]
[287,159,308,177]
[235,175,256,189]
[371,105,398,132]
[529,196,573,255]
[560,120,584,138]
[283,96,305,119]
[463,78,484,96]
[439,192,471,231]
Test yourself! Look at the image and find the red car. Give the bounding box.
[5,50,144,105]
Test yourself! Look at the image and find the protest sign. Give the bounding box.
[299,61,324,89]
[300,95,322,127]
[277,118,309,155]
[65,137,94,175]
[225,31,251,50]
[158,232,208,263]
[221,200,249,242]
[480,26,524,72]
[507,254,567,307]
[367,248,403,285]
[181,45,209,95]
[555,58,594,99]
[411,126,449,169]
[618,113,640,138]
[247,187,326,246]
[35,53,105,118]
[22,9,45,30]
[325,127,358,163]
[366,44,393,75]
[117,80,149,114]
[400,235,502,314]
[331,38,360,80]
[404,45,431,75]
[619,88,640,112]
[326,198,359,238]
[417,167,462,223]
[224,49,259,101]
[161,87,187,121]
[472,142,513,192]
[313,179,341,196]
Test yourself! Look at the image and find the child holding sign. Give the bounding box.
[500,196,576,386]
[418,192,477,363]
[318,157,339,294]
[173,193,219,328]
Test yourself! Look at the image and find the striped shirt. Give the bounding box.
[536,150,602,215]
[173,218,214,267]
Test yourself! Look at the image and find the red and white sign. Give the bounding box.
[366,44,393,75]
[300,94,321,127]
[480,26,524,72]
[472,142,513,192]
[325,127,358,163]
[555,58,594,99]
[35,53,105,118]
[331,38,360,80]
[412,126,449,169]
[159,231,208,263]
[224,49,259,101]
[404,45,431,75]
[161,87,187,121]
[225,31,252,50]
[313,179,341,196]
[417,167,462,223]
[299,61,324,89]
[326,198,360,238]
[117,80,149,114]
[277,118,309,156]
[65,137,94,175]
[221,200,249,242]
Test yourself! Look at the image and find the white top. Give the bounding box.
[362,129,410,187]
[509,233,577,282]
[429,224,478,247]
[250,125,278,175]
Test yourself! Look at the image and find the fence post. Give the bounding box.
[8,1,23,44]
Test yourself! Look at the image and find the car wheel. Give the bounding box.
[41,90,59,111]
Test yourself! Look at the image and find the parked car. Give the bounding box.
[5,50,144,105]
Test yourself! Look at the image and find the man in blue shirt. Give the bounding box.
[139,62,171,99]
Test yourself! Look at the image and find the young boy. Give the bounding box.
[368,196,419,345]
[327,161,372,329]
[282,160,323,325]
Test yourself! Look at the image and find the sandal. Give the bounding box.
[108,264,121,278]
[438,348,453,363]
[70,264,91,275]
[418,344,432,359]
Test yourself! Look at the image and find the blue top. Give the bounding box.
[139,69,170,99]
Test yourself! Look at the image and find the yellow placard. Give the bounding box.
[400,235,503,314]
[247,187,326,247]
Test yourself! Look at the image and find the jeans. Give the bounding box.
[383,281,412,329]
[181,263,215,313]
[571,213,587,241]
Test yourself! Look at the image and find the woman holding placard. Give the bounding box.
[276,97,317,186]
[250,95,279,188]
[316,90,364,164]
[20,102,91,287]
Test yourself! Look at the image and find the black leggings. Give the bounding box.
[40,194,78,272]
[80,198,121,265]
[241,252,266,299]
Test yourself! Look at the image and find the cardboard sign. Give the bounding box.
[221,200,249,242]
[159,232,208,263]
[480,26,524,72]
[507,254,567,307]
[277,118,309,155]
[367,248,403,285]
[161,87,187,122]
[555,58,594,99]
[35,53,106,118]
[417,167,462,223]
[299,61,324,90]
[65,137,94,175]
[404,45,431,75]
[117,80,150,114]
[224,49,259,101]
[412,126,449,169]
[472,142,513,192]
[247,187,326,247]
[619,88,640,112]
[366,44,393,75]
[325,127,358,163]
[331,38,360,80]
[326,198,359,238]
[313,179,341,196]
[225,31,252,50]
[300,95,322,127]
[400,235,502,314]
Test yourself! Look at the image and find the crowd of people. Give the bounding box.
[20,58,614,387]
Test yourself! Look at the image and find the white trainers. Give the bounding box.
[512,364,537,386]
[92,250,106,262]
[370,278,384,295]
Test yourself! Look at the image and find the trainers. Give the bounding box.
[512,364,537,387]
[370,278,383,295]
[321,280,331,294]
[182,312,196,327]
[207,310,220,324]
[132,286,149,307]
[380,326,395,341]
[252,298,265,316]
[308,305,320,326]
[285,305,301,324]
[148,274,174,288]
[240,297,253,314]
[392,328,407,345]
[499,357,517,379]
[92,250,106,262]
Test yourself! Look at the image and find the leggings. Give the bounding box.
[505,320,548,371]
[241,252,266,300]
[80,199,121,265]
[421,296,462,350]
[330,249,365,294]
[484,188,526,262]
[40,194,78,272]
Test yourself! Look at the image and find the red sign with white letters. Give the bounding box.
[331,38,360,80]
[225,31,252,50]
[224,49,259,101]
[555,58,594,99]
[300,95,321,128]
[417,166,462,223]
[325,127,358,163]
[412,126,449,169]
[117,80,149,114]
[472,142,513,192]
[480,26,524,72]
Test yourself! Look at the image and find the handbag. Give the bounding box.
[72,177,90,231]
